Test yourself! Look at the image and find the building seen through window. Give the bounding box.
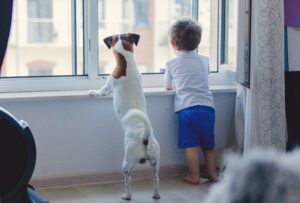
[1,0,83,77]
[175,0,191,17]
[1,0,216,77]
[133,0,149,28]
[27,0,54,43]
[98,0,213,74]
[27,60,54,76]
[222,0,237,68]
[98,0,105,28]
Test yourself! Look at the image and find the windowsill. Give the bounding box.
[219,64,237,84]
[0,85,237,101]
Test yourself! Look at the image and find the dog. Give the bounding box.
[89,33,160,200]
[205,149,300,203]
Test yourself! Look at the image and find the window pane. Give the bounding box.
[198,0,214,71]
[223,0,237,67]
[1,0,84,77]
[76,0,84,75]
[27,22,54,43]
[28,0,53,18]
[98,0,194,74]
[133,0,148,28]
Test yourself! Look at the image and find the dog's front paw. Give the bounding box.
[89,88,110,97]
[88,90,99,97]
[152,193,161,199]
[98,87,113,96]
[121,193,131,201]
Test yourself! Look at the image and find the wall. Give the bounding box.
[0,90,236,178]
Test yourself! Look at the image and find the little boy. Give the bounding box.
[165,18,218,184]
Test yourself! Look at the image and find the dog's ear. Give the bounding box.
[103,36,113,49]
[128,33,140,46]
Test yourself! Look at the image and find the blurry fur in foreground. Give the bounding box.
[205,149,300,203]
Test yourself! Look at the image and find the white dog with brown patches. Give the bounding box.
[89,33,160,200]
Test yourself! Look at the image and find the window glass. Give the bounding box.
[175,0,191,17]
[223,0,237,67]
[98,0,105,28]
[1,0,84,77]
[27,0,53,43]
[28,62,53,76]
[1,0,217,79]
[198,0,214,71]
[76,0,84,75]
[133,0,148,28]
[98,0,193,74]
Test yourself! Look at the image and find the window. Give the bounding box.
[27,61,54,76]
[123,0,130,20]
[98,0,105,28]
[27,0,54,43]
[0,0,239,92]
[175,0,191,17]
[198,0,217,71]
[221,0,238,68]
[98,0,196,74]
[133,0,149,28]
[1,0,83,77]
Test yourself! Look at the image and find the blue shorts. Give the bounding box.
[178,105,215,149]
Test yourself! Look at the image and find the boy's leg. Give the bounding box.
[184,147,200,184]
[201,147,218,180]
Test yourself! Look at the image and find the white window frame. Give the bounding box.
[0,0,236,93]
[219,0,238,72]
[218,0,248,74]
[236,0,251,87]
[217,0,251,87]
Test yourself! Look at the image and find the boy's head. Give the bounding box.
[169,18,202,51]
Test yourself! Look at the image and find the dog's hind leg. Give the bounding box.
[121,160,135,200]
[149,159,160,199]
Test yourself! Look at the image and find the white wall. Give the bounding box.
[0,91,236,177]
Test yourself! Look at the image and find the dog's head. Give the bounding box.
[103,33,140,52]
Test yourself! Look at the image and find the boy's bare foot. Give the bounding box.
[200,173,219,182]
[183,175,200,184]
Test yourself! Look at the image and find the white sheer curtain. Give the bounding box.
[236,0,287,152]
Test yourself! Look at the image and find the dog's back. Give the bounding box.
[112,40,147,121]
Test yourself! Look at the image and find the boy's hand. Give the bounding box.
[165,82,173,90]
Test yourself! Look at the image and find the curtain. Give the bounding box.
[236,0,287,152]
[0,0,13,72]
[234,85,247,152]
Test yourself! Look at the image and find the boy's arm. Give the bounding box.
[164,63,173,90]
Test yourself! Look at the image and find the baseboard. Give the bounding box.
[30,164,188,189]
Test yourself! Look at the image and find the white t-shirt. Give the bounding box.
[165,51,215,112]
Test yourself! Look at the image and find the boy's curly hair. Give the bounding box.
[169,18,202,51]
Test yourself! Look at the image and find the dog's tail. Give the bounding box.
[122,109,152,146]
